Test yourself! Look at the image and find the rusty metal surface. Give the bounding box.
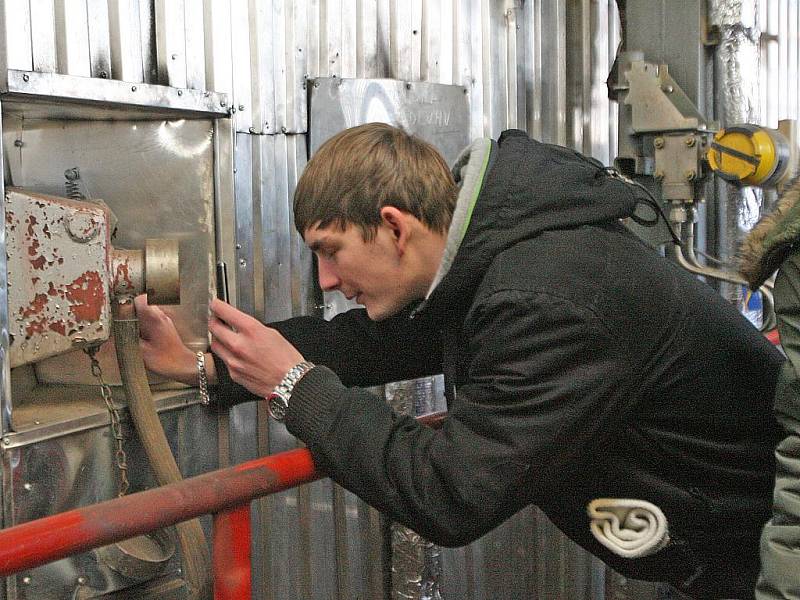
[1,117,216,388]
[5,189,111,368]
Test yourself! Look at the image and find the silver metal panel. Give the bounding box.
[466,0,485,140]
[86,0,111,79]
[287,0,308,134]
[7,403,218,600]
[393,0,413,81]
[155,0,187,89]
[0,70,229,120]
[249,0,273,136]
[357,0,379,77]
[0,105,9,439]
[108,0,145,83]
[29,0,57,74]
[184,0,206,91]
[309,78,470,167]
[54,0,92,77]
[536,0,568,145]
[230,0,253,134]
[203,0,233,98]
[0,73,187,120]
[138,0,156,83]
[0,2,33,72]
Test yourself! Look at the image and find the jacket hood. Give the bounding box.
[417,129,640,321]
[740,176,800,289]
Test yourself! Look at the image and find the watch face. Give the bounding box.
[268,392,288,421]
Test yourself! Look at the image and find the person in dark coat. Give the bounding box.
[137,123,783,599]
[740,176,800,600]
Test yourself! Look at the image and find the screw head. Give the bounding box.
[2,437,10,445]
[684,169,697,181]
[22,73,29,82]
[77,576,87,585]
[131,85,137,92]
[654,137,665,149]
[238,104,245,111]
[14,139,23,147]
[22,576,31,585]
[177,89,183,96]
[685,136,696,147]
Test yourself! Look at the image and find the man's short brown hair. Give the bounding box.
[294,123,457,239]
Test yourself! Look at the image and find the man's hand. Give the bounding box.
[134,294,200,385]
[209,298,304,397]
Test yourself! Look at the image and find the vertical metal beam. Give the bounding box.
[108,0,145,82]
[155,0,188,88]
[54,0,92,77]
[538,0,567,145]
[86,0,111,79]
[0,1,33,72]
[0,103,10,439]
[213,505,252,600]
[30,0,57,73]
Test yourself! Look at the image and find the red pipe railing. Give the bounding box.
[0,410,446,598]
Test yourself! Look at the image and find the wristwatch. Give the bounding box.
[267,361,315,421]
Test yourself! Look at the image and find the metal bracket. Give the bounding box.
[623,61,709,133]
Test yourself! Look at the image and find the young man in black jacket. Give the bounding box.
[137,123,783,599]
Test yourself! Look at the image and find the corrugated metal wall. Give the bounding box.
[3,1,800,598]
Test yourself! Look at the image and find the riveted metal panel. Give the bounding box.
[30,0,57,74]
[108,0,144,83]
[0,2,32,72]
[54,0,92,78]
[86,0,111,79]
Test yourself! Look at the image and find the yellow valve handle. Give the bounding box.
[707,125,784,186]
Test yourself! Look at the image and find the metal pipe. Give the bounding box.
[708,0,764,303]
[0,411,447,577]
[667,221,776,330]
[213,504,252,600]
[0,447,319,576]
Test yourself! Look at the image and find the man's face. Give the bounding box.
[304,221,421,320]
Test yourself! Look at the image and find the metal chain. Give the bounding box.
[84,346,130,497]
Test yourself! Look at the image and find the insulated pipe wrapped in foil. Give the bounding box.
[709,0,764,302]
[385,379,446,600]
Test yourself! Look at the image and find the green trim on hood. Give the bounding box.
[461,138,494,242]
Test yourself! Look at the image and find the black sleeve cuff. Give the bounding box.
[285,365,344,443]
[211,352,262,409]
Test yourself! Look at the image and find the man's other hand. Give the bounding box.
[209,299,305,397]
[134,294,199,385]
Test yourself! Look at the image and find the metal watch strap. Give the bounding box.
[267,361,315,421]
[196,351,210,405]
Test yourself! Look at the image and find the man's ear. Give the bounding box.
[379,206,413,253]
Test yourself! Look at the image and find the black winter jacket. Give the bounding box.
[216,130,783,599]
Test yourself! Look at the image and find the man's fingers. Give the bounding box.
[208,314,239,350]
[210,298,256,330]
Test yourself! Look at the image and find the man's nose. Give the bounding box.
[317,260,340,291]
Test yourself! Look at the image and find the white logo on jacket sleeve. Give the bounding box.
[587,498,670,559]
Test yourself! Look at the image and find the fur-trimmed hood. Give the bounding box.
[740,177,800,289]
